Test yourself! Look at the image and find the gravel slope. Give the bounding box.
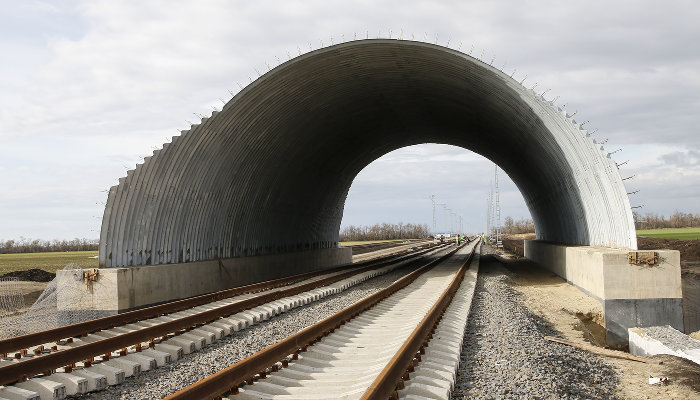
[451,254,619,399]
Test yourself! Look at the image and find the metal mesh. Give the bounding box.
[0,277,24,314]
[0,264,103,339]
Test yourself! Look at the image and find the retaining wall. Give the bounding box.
[524,240,682,345]
[57,247,351,323]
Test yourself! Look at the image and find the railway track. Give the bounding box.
[346,240,427,256]
[0,241,451,399]
[164,239,479,400]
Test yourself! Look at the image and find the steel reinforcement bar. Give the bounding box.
[0,242,443,386]
[162,241,473,400]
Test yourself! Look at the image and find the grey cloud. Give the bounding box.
[660,149,700,167]
[1,1,699,238]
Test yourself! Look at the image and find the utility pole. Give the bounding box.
[437,203,447,233]
[447,208,453,234]
[494,165,503,248]
[485,195,490,238]
[488,181,494,238]
[442,204,452,233]
[430,195,436,234]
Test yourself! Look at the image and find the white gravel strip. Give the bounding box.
[640,326,700,353]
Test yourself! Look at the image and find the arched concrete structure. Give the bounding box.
[99,39,636,268]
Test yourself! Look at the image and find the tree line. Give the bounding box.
[0,237,99,254]
[499,211,700,234]
[339,223,431,242]
[501,217,535,234]
[634,211,700,229]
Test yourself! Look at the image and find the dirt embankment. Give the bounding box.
[499,234,700,333]
[0,268,55,282]
[638,237,700,277]
[500,233,535,257]
[500,234,700,266]
[637,237,700,262]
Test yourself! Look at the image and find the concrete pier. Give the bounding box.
[524,240,683,345]
[57,247,351,323]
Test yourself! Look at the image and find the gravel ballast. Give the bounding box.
[641,326,700,352]
[451,253,620,399]
[78,261,425,399]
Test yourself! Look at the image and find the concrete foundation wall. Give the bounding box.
[605,298,684,343]
[525,240,682,345]
[57,247,351,319]
[683,275,700,333]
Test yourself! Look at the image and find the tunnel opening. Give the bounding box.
[340,143,531,238]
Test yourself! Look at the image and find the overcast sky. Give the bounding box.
[1,0,698,239]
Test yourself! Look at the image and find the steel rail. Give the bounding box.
[0,242,434,356]
[361,241,475,399]
[347,239,427,255]
[162,243,468,400]
[0,243,443,386]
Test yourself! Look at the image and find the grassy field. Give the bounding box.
[636,227,700,240]
[0,251,98,276]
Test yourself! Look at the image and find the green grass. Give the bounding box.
[0,251,98,276]
[339,239,421,247]
[636,227,700,240]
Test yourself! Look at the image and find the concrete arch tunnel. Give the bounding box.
[99,39,636,269]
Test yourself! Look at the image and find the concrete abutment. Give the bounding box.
[57,247,351,324]
[524,240,683,346]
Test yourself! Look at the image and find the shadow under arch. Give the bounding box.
[99,39,636,268]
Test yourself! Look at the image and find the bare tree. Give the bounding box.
[339,223,431,242]
[0,238,99,254]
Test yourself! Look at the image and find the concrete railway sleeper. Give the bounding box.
[0,241,433,357]
[0,242,451,399]
[163,239,478,400]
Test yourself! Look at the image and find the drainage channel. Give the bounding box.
[0,243,450,399]
[163,240,479,400]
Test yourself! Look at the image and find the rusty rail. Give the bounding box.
[0,243,436,356]
[361,242,475,399]
[162,242,470,400]
[0,243,442,386]
[348,239,429,255]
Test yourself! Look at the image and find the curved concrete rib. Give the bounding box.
[99,39,636,268]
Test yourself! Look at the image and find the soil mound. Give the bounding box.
[501,239,525,257]
[0,268,56,282]
[637,237,700,267]
[498,235,700,264]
